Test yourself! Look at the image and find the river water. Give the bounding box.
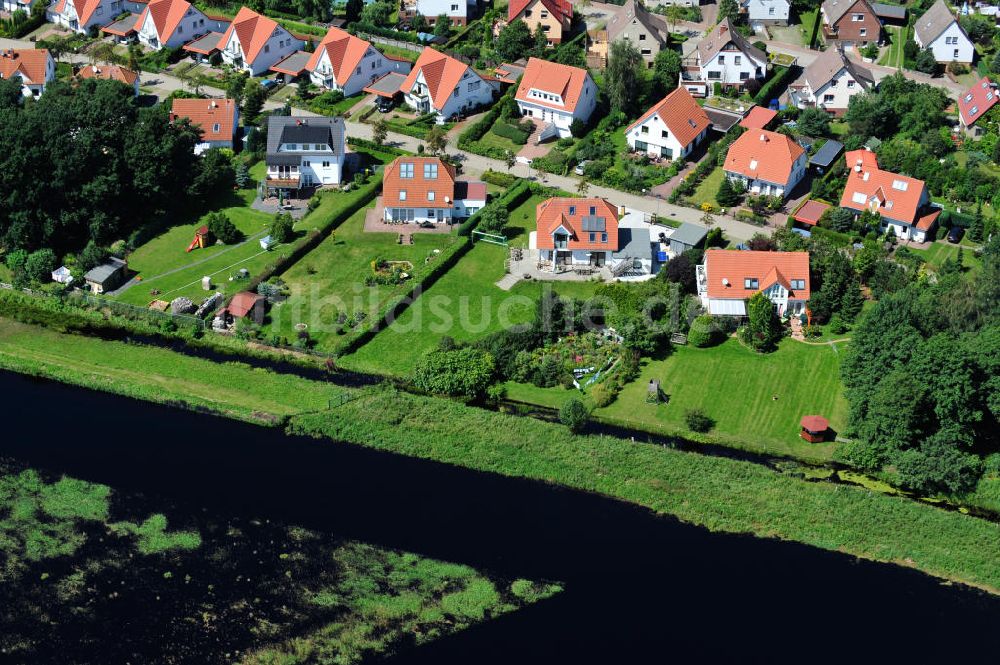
[2,370,999,663]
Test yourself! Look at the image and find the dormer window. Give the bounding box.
[744,278,759,289]
[424,162,438,178]
[790,279,805,290]
[965,93,974,103]
[400,162,414,178]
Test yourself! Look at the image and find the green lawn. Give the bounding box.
[691,167,725,210]
[116,160,380,307]
[910,240,983,275]
[0,262,11,283]
[797,9,819,47]
[505,193,548,247]
[339,242,601,376]
[879,24,912,68]
[262,205,457,351]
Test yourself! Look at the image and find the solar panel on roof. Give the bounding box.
[581,216,606,232]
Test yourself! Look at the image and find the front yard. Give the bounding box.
[690,167,726,210]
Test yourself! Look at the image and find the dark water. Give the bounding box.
[2,370,1000,663]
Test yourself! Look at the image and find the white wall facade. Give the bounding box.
[51,0,122,34]
[702,49,766,89]
[415,0,467,24]
[625,113,707,159]
[516,76,596,138]
[405,68,493,119]
[920,23,975,63]
[138,5,211,49]
[310,46,393,97]
[724,152,808,199]
[16,52,55,98]
[794,66,866,111]
[746,0,790,25]
[383,205,453,224]
[221,25,301,76]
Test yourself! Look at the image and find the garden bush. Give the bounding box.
[492,121,530,145]
[684,408,714,433]
[559,397,589,433]
[687,315,721,348]
[588,382,616,408]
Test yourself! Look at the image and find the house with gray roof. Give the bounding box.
[605,0,670,66]
[913,0,974,64]
[788,48,874,114]
[681,18,766,98]
[666,223,708,255]
[83,257,127,294]
[265,116,346,194]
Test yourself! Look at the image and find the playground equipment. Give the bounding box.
[186,226,211,252]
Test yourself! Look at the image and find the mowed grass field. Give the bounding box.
[339,241,601,376]
[505,193,548,247]
[262,205,458,351]
[910,240,983,275]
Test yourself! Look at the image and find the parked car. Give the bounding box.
[574,160,590,176]
[261,79,277,91]
[376,97,394,113]
[947,226,965,244]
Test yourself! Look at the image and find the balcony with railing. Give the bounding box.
[695,263,708,296]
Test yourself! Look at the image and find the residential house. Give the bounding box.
[723,129,808,199]
[0,48,55,98]
[625,87,710,160]
[839,148,942,242]
[958,76,999,138]
[743,0,791,26]
[407,0,476,27]
[49,0,125,34]
[83,257,128,294]
[603,0,668,66]
[681,18,766,97]
[134,0,212,50]
[914,0,974,64]
[217,7,302,76]
[696,249,811,317]
[3,0,38,13]
[170,98,240,152]
[75,64,140,96]
[264,116,346,193]
[535,197,621,268]
[820,0,881,47]
[515,57,597,139]
[381,156,486,224]
[399,47,494,120]
[789,47,875,114]
[508,0,572,46]
[306,27,398,97]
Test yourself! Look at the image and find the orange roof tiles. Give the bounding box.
[508,0,572,24]
[840,148,931,226]
[625,87,710,148]
[515,57,591,114]
[170,98,238,143]
[53,0,103,27]
[134,0,195,42]
[306,27,372,87]
[958,76,999,127]
[76,64,139,86]
[228,291,264,317]
[0,48,51,86]
[535,197,620,251]
[739,106,777,130]
[724,129,806,186]
[217,7,284,65]
[703,249,810,300]
[793,200,830,226]
[399,47,471,112]
[383,156,457,209]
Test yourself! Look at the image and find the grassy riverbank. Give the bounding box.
[4,318,1000,593]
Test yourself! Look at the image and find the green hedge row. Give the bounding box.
[347,136,411,157]
[753,65,798,106]
[492,121,530,145]
[456,179,532,236]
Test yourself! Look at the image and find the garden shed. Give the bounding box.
[83,257,127,294]
[800,415,830,443]
[668,223,708,255]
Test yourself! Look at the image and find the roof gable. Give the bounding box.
[724,129,806,185]
[914,0,965,45]
[822,0,874,25]
[803,48,874,92]
[400,47,473,111]
[306,27,373,85]
[606,0,668,44]
[137,0,197,41]
[698,17,766,66]
[839,149,931,226]
[625,87,710,147]
[703,249,810,300]
[217,7,286,64]
[535,197,620,250]
[508,0,572,24]
[0,48,51,86]
[383,156,457,208]
[515,57,592,114]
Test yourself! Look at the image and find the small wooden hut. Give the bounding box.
[800,415,830,443]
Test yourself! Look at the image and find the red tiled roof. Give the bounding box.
[958,76,999,127]
[515,57,591,114]
[306,27,372,87]
[840,149,930,226]
[455,181,486,201]
[508,0,572,24]
[133,0,195,42]
[625,87,710,148]
[739,106,777,130]
[383,156,457,209]
[0,48,51,86]
[53,0,103,28]
[170,98,238,143]
[724,130,806,186]
[228,291,264,317]
[535,197,620,251]
[793,200,830,226]
[800,415,829,432]
[703,249,811,300]
[217,7,285,65]
[76,64,139,86]
[399,47,471,112]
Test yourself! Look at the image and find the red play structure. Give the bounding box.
[187,226,211,252]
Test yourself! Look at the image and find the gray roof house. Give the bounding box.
[612,227,657,277]
[265,116,347,192]
[913,0,974,63]
[83,257,127,294]
[605,0,670,65]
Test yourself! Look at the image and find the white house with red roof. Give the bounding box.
[696,249,811,317]
[218,7,302,76]
[534,197,621,269]
[76,63,139,95]
[400,47,493,120]
[410,0,476,26]
[625,87,710,160]
[306,28,396,97]
[381,156,486,224]
[0,48,55,98]
[134,0,212,50]
[723,129,807,199]
[50,0,122,34]
[839,148,941,242]
[958,76,999,139]
[515,57,596,139]
[170,97,239,152]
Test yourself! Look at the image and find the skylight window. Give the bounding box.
[891,179,908,191]
[970,105,979,115]
[965,93,974,102]
[749,159,758,170]
[852,192,867,205]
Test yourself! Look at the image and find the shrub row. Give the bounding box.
[491,121,530,145]
[350,22,423,43]
[347,136,410,157]
[480,170,518,188]
[456,179,532,236]
[669,126,745,203]
[753,65,798,106]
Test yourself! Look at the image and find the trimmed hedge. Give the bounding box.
[492,121,530,145]
[347,136,411,157]
[457,179,532,236]
[754,65,799,106]
[481,170,518,188]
